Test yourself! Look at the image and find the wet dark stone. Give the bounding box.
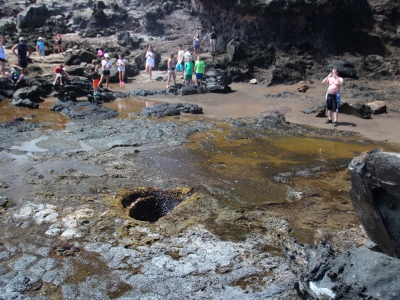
[349,149,400,257]
[12,86,41,102]
[17,5,50,29]
[283,238,400,300]
[141,103,203,118]
[11,99,39,109]
[203,69,232,93]
[50,101,118,121]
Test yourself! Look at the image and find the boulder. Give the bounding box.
[65,67,85,77]
[11,98,39,109]
[180,85,199,96]
[283,238,400,300]
[12,86,41,101]
[78,50,96,63]
[203,69,232,93]
[17,5,50,29]
[51,101,118,121]
[226,37,245,62]
[349,149,400,257]
[366,100,387,115]
[141,103,203,118]
[64,54,82,66]
[326,60,357,78]
[339,101,371,119]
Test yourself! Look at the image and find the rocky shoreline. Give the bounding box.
[1,0,400,299]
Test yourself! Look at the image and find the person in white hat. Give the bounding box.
[36,37,45,60]
[98,53,112,89]
[11,37,32,75]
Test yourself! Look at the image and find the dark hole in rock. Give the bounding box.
[372,187,400,247]
[119,187,190,222]
[51,244,81,257]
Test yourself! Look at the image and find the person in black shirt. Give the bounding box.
[11,37,32,75]
[208,24,218,54]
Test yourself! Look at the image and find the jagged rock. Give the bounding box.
[339,102,371,119]
[180,85,199,96]
[17,5,50,29]
[283,238,400,300]
[367,100,387,114]
[11,98,39,109]
[303,105,326,117]
[203,69,232,93]
[326,60,357,78]
[61,76,92,97]
[50,101,118,121]
[78,50,96,63]
[349,149,400,257]
[141,103,203,118]
[64,54,81,66]
[227,37,245,62]
[12,86,41,101]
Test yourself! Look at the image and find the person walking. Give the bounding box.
[98,53,112,89]
[208,24,218,54]
[194,55,205,86]
[11,37,32,75]
[53,64,71,86]
[193,33,201,56]
[0,37,7,77]
[92,59,100,95]
[36,37,46,60]
[322,68,344,127]
[166,52,176,88]
[117,54,127,85]
[145,44,155,80]
[55,34,64,56]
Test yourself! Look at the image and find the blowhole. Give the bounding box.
[119,187,190,222]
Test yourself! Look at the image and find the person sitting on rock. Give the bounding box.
[53,64,71,86]
[6,63,24,85]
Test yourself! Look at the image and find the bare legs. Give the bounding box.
[97,75,110,89]
[146,64,152,80]
[166,71,176,88]
[119,71,125,84]
[53,74,63,85]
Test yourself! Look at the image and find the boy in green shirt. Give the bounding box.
[184,56,194,84]
[194,55,205,86]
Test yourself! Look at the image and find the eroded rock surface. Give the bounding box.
[349,149,400,257]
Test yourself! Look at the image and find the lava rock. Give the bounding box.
[349,149,400,257]
[50,101,118,121]
[17,5,50,29]
[326,60,357,78]
[203,69,232,93]
[11,98,39,109]
[339,102,371,119]
[366,100,387,115]
[227,37,246,62]
[12,86,41,102]
[283,238,400,299]
[141,103,203,118]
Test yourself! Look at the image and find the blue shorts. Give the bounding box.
[196,73,203,80]
[12,75,20,81]
[193,45,200,50]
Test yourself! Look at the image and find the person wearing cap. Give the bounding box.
[0,36,7,77]
[53,64,70,86]
[98,53,112,89]
[54,34,64,56]
[36,37,45,60]
[11,37,32,75]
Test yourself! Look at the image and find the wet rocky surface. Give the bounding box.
[1,0,400,298]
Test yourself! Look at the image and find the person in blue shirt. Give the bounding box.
[36,37,45,60]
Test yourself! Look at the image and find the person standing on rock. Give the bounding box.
[36,37,46,60]
[166,52,176,89]
[208,24,218,54]
[92,59,100,95]
[194,55,205,86]
[0,37,7,77]
[193,33,201,56]
[322,68,344,127]
[117,54,127,85]
[11,37,32,75]
[145,44,155,80]
[184,56,194,84]
[176,44,185,78]
[54,34,64,56]
[98,53,112,89]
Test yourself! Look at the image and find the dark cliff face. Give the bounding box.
[194,0,400,56]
